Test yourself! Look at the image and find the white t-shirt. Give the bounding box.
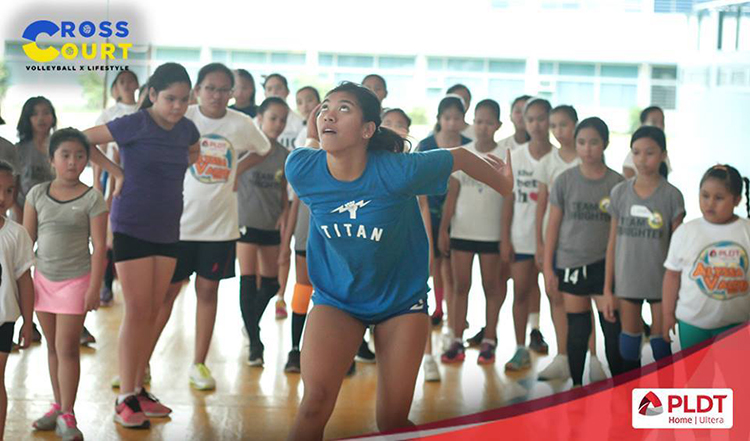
[461,124,475,141]
[181,106,271,241]
[277,110,305,150]
[0,218,34,323]
[664,217,750,329]
[294,125,308,149]
[510,144,545,254]
[450,141,507,242]
[622,151,673,175]
[96,102,139,160]
[497,135,528,153]
[533,148,582,237]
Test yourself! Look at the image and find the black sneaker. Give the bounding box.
[80,326,96,346]
[284,349,301,373]
[355,340,375,363]
[247,344,264,367]
[346,361,356,377]
[529,329,549,354]
[466,327,485,347]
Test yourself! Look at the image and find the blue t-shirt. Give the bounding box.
[417,134,471,218]
[285,148,454,321]
[106,109,200,244]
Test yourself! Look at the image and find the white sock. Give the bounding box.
[117,393,135,405]
[480,338,496,347]
[517,344,525,350]
[423,353,434,362]
[528,312,540,330]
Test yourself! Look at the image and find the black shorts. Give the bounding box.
[294,250,307,258]
[450,239,500,254]
[0,322,15,353]
[620,297,662,305]
[556,259,605,296]
[113,233,180,263]
[171,240,236,283]
[238,227,281,246]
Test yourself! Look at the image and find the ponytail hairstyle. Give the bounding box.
[434,95,466,133]
[139,62,192,110]
[700,164,750,217]
[382,108,412,129]
[196,62,234,89]
[475,99,501,121]
[523,97,552,116]
[575,117,610,149]
[325,82,407,153]
[17,96,57,143]
[110,70,139,102]
[631,126,669,178]
[258,97,289,115]
[551,104,578,124]
[235,69,257,108]
[49,127,91,159]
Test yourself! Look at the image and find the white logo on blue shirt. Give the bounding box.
[331,200,371,220]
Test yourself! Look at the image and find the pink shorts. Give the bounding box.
[33,270,91,315]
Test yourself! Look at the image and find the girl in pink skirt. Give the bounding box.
[24,128,108,440]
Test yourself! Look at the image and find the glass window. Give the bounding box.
[488,79,526,106]
[557,81,595,105]
[337,55,374,68]
[539,62,555,75]
[231,51,267,64]
[651,65,677,80]
[211,49,229,63]
[601,64,639,78]
[379,56,416,69]
[650,85,677,109]
[446,58,484,72]
[559,63,595,76]
[600,84,637,107]
[154,47,200,62]
[319,53,334,66]
[334,73,361,84]
[427,58,444,71]
[489,60,526,74]
[271,52,305,65]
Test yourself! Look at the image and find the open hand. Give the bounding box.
[486,150,513,192]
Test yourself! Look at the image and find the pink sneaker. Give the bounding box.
[275,299,288,319]
[55,412,83,440]
[137,389,172,417]
[114,395,150,429]
[32,402,61,431]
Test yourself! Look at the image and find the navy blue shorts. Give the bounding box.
[315,297,428,326]
[515,253,534,262]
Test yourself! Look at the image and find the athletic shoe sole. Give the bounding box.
[113,415,150,429]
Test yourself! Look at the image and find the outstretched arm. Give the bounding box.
[449,147,513,196]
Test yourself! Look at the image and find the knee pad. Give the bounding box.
[649,335,672,361]
[291,283,313,315]
[619,332,642,361]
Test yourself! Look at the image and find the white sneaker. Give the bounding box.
[423,355,441,382]
[440,328,455,352]
[189,363,216,390]
[538,354,570,381]
[589,356,607,383]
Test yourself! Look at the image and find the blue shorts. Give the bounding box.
[314,296,428,326]
[515,253,534,262]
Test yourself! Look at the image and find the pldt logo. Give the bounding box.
[638,391,663,416]
[22,20,132,63]
[632,388,733,429]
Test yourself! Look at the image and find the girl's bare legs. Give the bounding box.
[36,312,61,405]
[373,313,429,431]
[449,250,474,339]
[288,305,365,441]
[0,352,8,440]
[54,314,86,412]
[478,253,504,342]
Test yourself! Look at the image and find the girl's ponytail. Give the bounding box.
[743,177,750,218]
[139,62,192,110]
[369,126,407,153]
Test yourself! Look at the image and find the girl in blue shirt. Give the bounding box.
[285,82,513,438]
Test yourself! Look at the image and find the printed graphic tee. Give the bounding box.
[286,148,454,322]
[181,105,271,241]
[664,217,750,329]
[0,217,33,323]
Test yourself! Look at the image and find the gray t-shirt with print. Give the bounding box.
[16,140,56,207]
[550,166,624,269]
[609,178,685,299]
[293,200,310,252]
[27,182,108,281]
[237,141,290,231]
